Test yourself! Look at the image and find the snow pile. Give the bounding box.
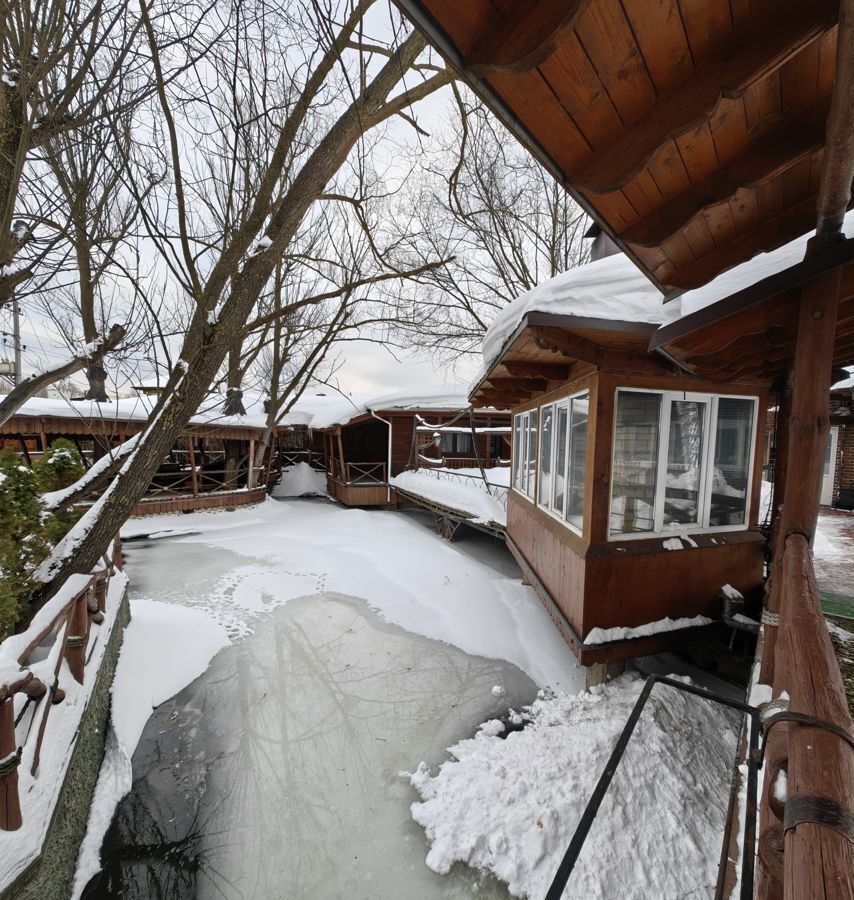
[481,254,678,371]
[72,599,229,897]
[405,673,738,899]
[584,614,714,646]
[391,468,508,526]
[272,462,327,497]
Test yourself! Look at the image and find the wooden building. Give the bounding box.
[392,1,854,896]
[471,253,767,667]
[309,387,509,508]
[0,394,275,515]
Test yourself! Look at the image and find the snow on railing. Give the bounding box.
[414,466,509,512]
[0,540,123,832]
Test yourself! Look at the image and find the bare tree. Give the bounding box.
[33,0,453,599]
[389,88,590,360]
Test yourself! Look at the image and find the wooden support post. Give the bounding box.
[761,371,793,686]
[337,429,346,482]
[66,591,90,684]
[112,536,123,570]
[188,436,199,497]
[0,695,22,831]
[777,268,843,541]
[39,431,47,455]
[94,571,107,613]
[248,438,255,489]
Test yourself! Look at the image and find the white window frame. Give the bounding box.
[524,389,589,536]
[512,409,538,500]
[608,387,759,542]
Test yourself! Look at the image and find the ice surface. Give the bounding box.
[87,590,537,899]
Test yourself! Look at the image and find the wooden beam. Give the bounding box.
[571,0,837,194]
[486,376,549,393]
[814,0,854,239]
[622,98,832,248]
[467,0,589,77]
[659,194,832,292]
[532,326,603,366]
[502,360,572,380]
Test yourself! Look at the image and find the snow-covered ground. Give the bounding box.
[814,511,854,598]
[406,673,739,899]
[68,496,762,898]
[391,466,510,526]
[72,497,583,892]
[271,461,327,497]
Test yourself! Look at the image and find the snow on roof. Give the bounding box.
[679,209,854,318]
[481,253,678,371]
[1,392,270,432]
[280,385,486,430]
[832,371,854,391]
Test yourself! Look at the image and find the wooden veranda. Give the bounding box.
[393,0,854,896]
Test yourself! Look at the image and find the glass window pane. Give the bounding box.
[512,416,522,489]
[526,410,538,498]
[663,400,705,526]
[567,394,588,529]
[553,405,568,515]
[610,391,661,534]
[709,398,754,526]
[538,405,554,506]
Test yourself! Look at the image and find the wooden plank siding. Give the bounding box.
[503,367,768,664]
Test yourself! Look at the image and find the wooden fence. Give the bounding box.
[758,533,854,899]
[0,541,122,831]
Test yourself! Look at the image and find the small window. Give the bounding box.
[709,398,754,527]
[440,432,473,455]
[610,391,660,534]
[512,410,537,498]
[567,396,588,529]
[535,392,588,533]
[538,405,554,506]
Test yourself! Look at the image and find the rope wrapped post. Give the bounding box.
[66,591,90,684]
[0,693,22,831]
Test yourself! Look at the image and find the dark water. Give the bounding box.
[84,590,535,900]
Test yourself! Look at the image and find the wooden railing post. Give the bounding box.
[188,436,199,497]
[66,590,90,684]
[0,693,22,831]
[112,536,123,570]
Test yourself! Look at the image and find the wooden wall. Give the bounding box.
[507,368,770,664]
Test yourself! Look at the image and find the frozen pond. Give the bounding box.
[84,532,537,899]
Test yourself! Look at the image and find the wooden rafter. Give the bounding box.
[502,360,573,380]
[570,0,837,194]
[467,0,589,76]
[621,97,832,248]
[486,376,549,393]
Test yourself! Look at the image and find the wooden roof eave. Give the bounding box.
[650,237,854,368]
[390,0,662,294]
[470,311,666,405]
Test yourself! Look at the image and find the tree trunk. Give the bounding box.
[84,352,109,402]
[33,28,430,601]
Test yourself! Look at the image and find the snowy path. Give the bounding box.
[75,497,583,897]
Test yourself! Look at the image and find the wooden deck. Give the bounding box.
[132,487,268,517]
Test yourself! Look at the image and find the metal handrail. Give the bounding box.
[545,674,760,900]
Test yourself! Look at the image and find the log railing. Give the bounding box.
[0,540,122,831]
[757,533,854,899]
[147,465,268,497]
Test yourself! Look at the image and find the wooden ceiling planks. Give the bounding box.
[395,0,844,292]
